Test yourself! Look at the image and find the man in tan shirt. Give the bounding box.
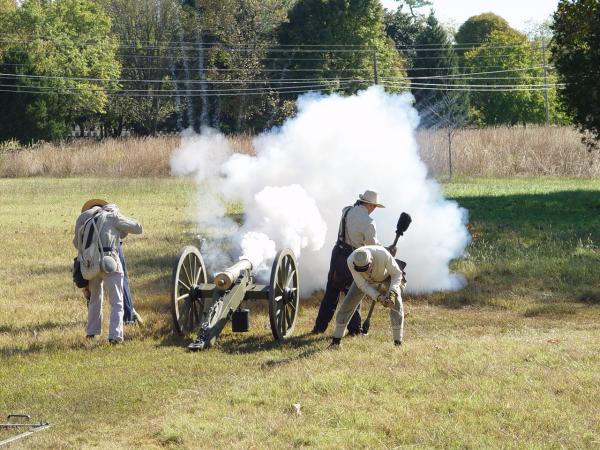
[330,245,404,348]
[312,190,384,335]
[73,199,143,343]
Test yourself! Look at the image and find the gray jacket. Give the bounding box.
[73,205,143,273]
[339,204,380,249]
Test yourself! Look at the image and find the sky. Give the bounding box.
[380,0,558,32]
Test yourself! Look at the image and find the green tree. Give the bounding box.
[0,0,17,59]
[551,0,600,150]
[409,12,468,128]
[409,12,468,177]
[100,0,185,136]
[0,0,120,143]
[276,0,407,97]
[194,0,292,133]
[464,29,551,125]
[383,1,429,66]
[455,12,510,53]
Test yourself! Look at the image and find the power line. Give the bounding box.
[0,80,365,93]
[0,37,548,53]
[0,73,374,84]
[0,65,553,85]
[0,85,357,97]
[0,76,563,95]
[381,80,563,92]
[0,62,553,74]
[109,52,547,61]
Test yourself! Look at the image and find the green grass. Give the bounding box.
[1,177,599,449]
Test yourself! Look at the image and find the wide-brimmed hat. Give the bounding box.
[358,190,385,208]
[352,248,372,272]
[81,198,108,212]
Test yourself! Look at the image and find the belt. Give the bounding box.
[336,240,355,252]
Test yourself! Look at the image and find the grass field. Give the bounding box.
[1,177,599,449]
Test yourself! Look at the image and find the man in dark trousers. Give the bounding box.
[312,190,384,335]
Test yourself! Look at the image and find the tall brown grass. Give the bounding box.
[418,126,600,178]
[1,126,598,178]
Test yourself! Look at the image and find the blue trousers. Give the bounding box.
[313,245,361,333]
[118,242,135,322]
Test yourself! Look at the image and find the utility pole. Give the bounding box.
[542,42,550,126]
[372,48,379,85]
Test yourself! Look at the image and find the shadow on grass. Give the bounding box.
[427,189,600,310]
[1,337,103,358]
[0,319,84,334]
[221,332,325,369]
[451,189,600,230]
[578,291,600,304]
[155,330,326,362]
[219,331,323,355]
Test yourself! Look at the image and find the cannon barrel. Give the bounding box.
[214,259,253,290]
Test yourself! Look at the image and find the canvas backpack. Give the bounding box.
[78,211,108,280]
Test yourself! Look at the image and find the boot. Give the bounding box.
[328,337,342,349]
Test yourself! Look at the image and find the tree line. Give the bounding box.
[0,0,597,149]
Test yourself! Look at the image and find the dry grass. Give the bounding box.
[418,126,600,178]
[1,126,598,178]
[0,134,255,178]
[0,177,599,448]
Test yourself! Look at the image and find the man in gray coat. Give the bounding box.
[312,190,384,335]
[73,199,143,343]
[330,245,405,348]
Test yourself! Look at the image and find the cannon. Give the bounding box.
[170,245,300,350]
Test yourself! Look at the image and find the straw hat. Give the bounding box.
[358,190,385,208]
[352,248,372,272]
[81,198,108,212]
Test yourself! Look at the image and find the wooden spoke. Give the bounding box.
[268,248,300,340]
[182,260,192,286]
[285,269,296,288]
[171,245,208,335]
[194,260,203,285]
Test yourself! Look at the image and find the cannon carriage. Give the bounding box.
[170,245,300,350]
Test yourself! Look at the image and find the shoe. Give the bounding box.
[347,329,361,337]
[360,329,369,336]
[310,327,325,335]
[394,340,402,347]
[86,334,95,339]
[108,339,123,345]
[328,337,341,349]
[133,310,144,324]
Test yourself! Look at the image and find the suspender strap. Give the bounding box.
[338,206,351,244]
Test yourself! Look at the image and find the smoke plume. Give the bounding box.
[170,86,470,294]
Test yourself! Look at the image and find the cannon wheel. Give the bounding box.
[171,245,207,335]
[268,248,299,340]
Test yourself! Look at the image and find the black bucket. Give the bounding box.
[232,308,250,332]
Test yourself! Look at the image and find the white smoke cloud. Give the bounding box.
[170,86,470,294]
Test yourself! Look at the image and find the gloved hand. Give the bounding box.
[386,246,397,257]
[377,294,394,308]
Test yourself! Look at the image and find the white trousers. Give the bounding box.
[333,281,404,341]
[87,271,124,342]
